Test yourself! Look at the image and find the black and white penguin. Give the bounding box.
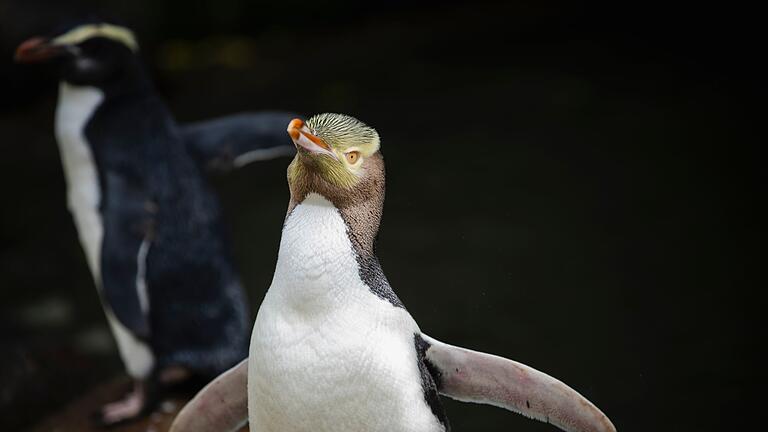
[13,22,293,425]
[170,114,616,432]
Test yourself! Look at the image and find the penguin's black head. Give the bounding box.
[14,21,141,88]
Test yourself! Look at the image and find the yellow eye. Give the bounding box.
[345,151,360,164]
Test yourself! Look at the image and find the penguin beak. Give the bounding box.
[287,118,338,160]
[14,37,70,63]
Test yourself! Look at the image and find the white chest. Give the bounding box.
[54,82,104,281]
[54,83,155,379]
[248,194,442,432]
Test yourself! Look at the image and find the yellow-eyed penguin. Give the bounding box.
[171,114,617,432]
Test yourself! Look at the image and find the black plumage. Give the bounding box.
[14,20,299,423]
[86,81,249,375]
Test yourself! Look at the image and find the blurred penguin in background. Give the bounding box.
[14,19,298,425]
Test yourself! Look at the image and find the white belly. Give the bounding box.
[55,82,104,280]
[55,82,153,379]
[248,193,442,432]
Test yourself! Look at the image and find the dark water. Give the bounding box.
[0,2,760,431]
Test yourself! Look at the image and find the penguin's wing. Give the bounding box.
[180,111,298,172]
[170,359,249,432]
[419,334,616,432]
[99,173,154,339]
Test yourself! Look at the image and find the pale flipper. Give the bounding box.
[181,111,299,172]
[170,338,616,432]
[420,334,617,432]
[169,359,248,432]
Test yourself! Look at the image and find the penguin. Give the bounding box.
[13,21,293,425]
[170,114,616,432]
[15,22,299,173]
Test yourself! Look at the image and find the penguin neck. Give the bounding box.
[288,194,382,260]
[55,82,103,150]
[276,193,375,307]
[56,59,156,137]
[63,57,153,99]
[53,82,105,280]
[277,172,403,309]
[287,153,386,259]
[55,76,180,170]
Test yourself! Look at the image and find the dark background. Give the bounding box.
[0,1,761,431]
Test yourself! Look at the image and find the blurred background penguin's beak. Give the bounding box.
[14,37,66,63]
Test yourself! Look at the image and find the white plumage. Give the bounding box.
[54,82,154,379]
[248,193,444,432]
[54,83,104,280]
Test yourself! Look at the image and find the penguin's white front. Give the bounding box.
[55,83,104,279]
[248,193,444,432]
[55,82,154,379]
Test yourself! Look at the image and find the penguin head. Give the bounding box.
[14,21,141,88]
[286,113,385,207]
[287,113,383,191]
[287,113,387,252]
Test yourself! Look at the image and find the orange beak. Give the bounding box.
[14,37,67,63]
[287,118,337,159]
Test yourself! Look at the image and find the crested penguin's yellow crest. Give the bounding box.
[53,24,139,52]
[288,113,380,190]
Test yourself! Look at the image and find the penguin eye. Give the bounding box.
[345,151,361,164]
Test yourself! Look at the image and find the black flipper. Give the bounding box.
[100,172,154,339]
[181,111,299,172]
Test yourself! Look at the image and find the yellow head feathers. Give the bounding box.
[288,113,381,190]
[305,113,380,156]
[53,24,139,52]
